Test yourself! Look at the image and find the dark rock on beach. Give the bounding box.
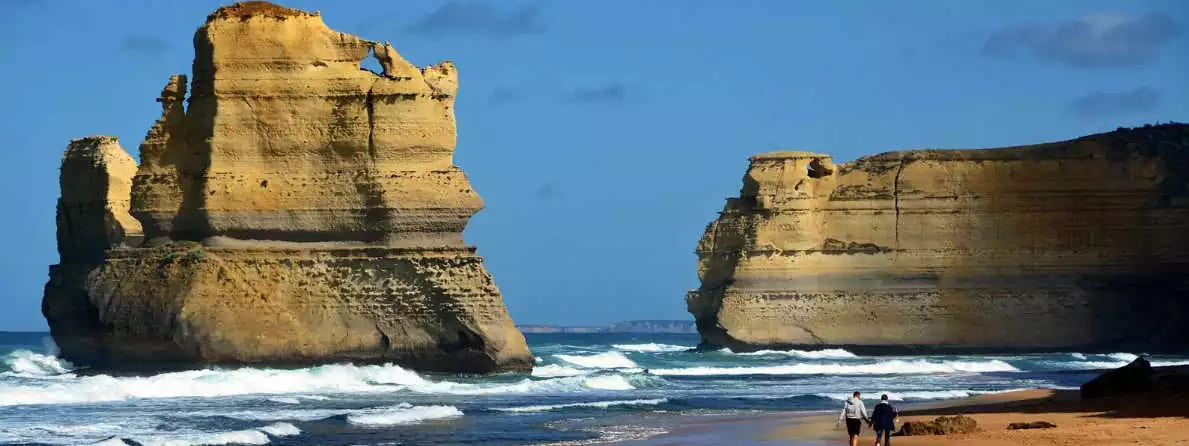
[1007,421,1058,430]
[897,415,979,436]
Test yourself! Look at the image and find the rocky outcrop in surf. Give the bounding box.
[688,124,1189,353]
[42,1,531,373]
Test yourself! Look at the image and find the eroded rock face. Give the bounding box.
[44,137,144,360]
[44,1,530,373]
[689,124,1189,353]
[899,416,979,436]
[55,136,143,262]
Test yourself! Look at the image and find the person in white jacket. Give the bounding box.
[836,391,871,446]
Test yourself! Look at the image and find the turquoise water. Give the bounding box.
[2,331,1186,445]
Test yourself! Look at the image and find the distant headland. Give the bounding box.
[689,123,1189,354]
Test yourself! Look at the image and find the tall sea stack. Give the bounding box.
[688,124,1189,353]
[43,2,531,373]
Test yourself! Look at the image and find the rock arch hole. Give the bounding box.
[359,46,383,75]
[807,158,833,179]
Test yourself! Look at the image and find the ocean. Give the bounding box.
[2,331,1187,445]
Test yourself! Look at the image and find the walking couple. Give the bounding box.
[837,391,897,446]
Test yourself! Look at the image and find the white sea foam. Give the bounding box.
[137,428,271,446]
[346,403,462,426]
[612,343,690,353]
[729,348,858,359]
[533,364,589,377]
[1153,360,1189,367]
[414,374,641,395]
[1,349,73,376]
[0,360,640,407]
[1052,360,1136,370]
[268,397,300,404]
[0,422,128,444]
[582,375,636,390]
[258,422,301,437]
[1049,357,1189,370]
[1107,353,1139,362]
[90,438,130,446]
[203,407,353,422]
[815,389,1015,401]
[649,359,1019,376]
[555,352,638,369]
[1069,353,1087,360]
[0,420,295,446]
[495,398,667,413]
[0,362,428,406]
[402,373,642,395]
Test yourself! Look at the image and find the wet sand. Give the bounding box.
[610,389,1189,445]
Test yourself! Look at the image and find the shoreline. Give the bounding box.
[607,388,1189,445]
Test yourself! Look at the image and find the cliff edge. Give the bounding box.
[43,1,531,373]
[688,124,1189,353]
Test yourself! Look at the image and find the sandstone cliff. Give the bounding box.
[688,124,1189,353]
[44,1,531,373]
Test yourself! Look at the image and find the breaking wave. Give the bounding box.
[726,348,858,359]
[612,343,691,353]
[1107,353,1139,362]
[649,359,1019,376]
[532,364,589,377]
[815,389,1026,401]
[1043,357,1189,371]
[37,422,301,446]
[555,351,638,369]
[0,358,644,406]
[582,375,636,390]
[133,422,301,446]
[1,349,73,376]
[495,398,667,413]
[258,422,301,437]
[346,403,463,426]
[0,362,423,406]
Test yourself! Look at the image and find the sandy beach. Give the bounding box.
[614,388,1189,445]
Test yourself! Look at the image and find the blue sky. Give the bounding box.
[1,1,1186,330]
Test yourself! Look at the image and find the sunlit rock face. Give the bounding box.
[43,1,531,373]
[688,124,1189,353]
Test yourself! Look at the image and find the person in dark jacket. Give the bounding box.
[869,394,898,446]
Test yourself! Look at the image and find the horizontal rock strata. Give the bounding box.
[44,1,530,373]
[688,124,1189,353]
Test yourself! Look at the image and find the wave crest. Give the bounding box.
[1,350,73,376]
[650,359,1019,376]
[0,362,427,406]
[612,343,690,353]
[815,389,1019,401]
[532,364,588,377]
[555,352,638,369]
[346,403,462,426]
[726,348,858,359]
[495,398,666,413]
[582,375,636,390]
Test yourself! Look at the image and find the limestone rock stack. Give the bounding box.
[43,137,143,360]
[43,1,531,373]
[55,136,143,263]
[688,124,1189,353]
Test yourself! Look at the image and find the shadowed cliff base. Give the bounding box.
[689,123,1189,354]
[42,1,530,374]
